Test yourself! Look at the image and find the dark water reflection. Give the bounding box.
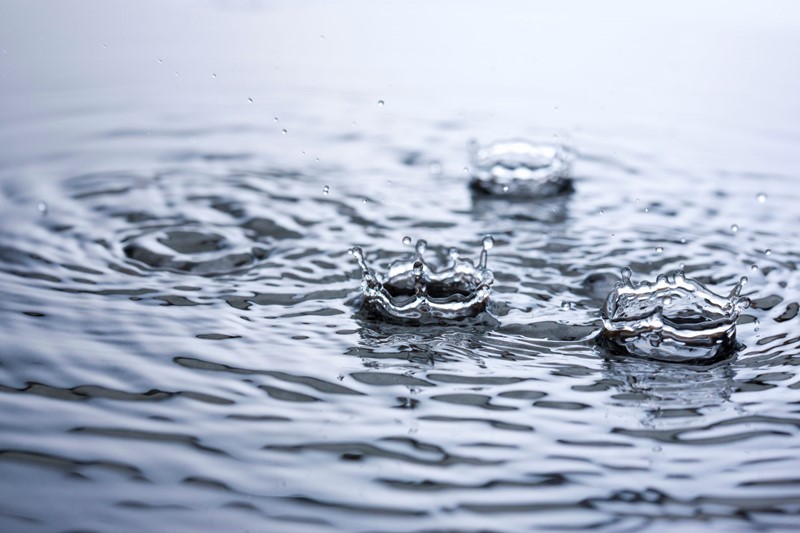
[2,1,800,531]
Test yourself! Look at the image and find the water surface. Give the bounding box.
[1,1,800,531]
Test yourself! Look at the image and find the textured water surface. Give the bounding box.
[2,1,800,531]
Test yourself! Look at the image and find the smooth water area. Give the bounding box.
[2,1,800,531]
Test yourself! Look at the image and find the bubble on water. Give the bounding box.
[730,224,739,233]
[468,139,573,197]
[765,248,772,256]
[757,193,767,204]
[349,238,494,324]
[402,236,412,246]
[281,129,287,135]
[655,246,664,253]
[322,185,330,195]
[37,201,48,216]
[377,100,385,107]
[600,271,750,363]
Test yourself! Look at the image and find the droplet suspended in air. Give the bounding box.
[402,236,412,246]
[37,201,48,216]
[322,185,330,195]
[765,248,772,256]
[273,117,278,122]
[482,235,495,251]
[655,246,664,253]
[281,129,287,135]
[211,73,217,79]
[377,100,385,107]
[756,193,767,204]
[730,224,739,233]
[751,264,759,271]
[248,97,253,103]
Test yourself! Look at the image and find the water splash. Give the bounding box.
[349,238,495,324]
[467,139,573,197]
[599,269,750,364]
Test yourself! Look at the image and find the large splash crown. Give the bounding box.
[349,237,495,323]
[600,268,750,364]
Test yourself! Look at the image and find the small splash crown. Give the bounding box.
[600,268,750,364]
[468,139,573,197]
[349,237,495,323]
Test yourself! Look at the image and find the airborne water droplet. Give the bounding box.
[37,201,48,216]
[322,185,330,195]
[765,248,772,256]
[281,129,287,135]
[730,224,739,233]
[482,235,494,251]
[273,117,278,122]
[757,193,767,204]
[211,73,217,79]
[248,97,253,103]
[377,100,384,107]
[402,236,412,246]
[655,246,664,253]
[751,264,759,271]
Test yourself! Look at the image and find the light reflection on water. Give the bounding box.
[2,1,800,531]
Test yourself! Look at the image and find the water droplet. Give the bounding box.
[273,116,278,122]
[37,201,48,216]
[211,73,217,79]
[361,198,368,204]
[314,157,319,163]
[320,34,326,40]
[750,264,758,271]
[655,246,664,253]
[644,207,649,213]
[757,193,767,204]
[561,301,571,311]
[463,166,469,174]
[158,58,163,64]
[281,129,287,135]
[482,235,494,251]
[611,233,616,238]
[377,100,384,107]
[174,71,179,76]
[621,267,633,282]
[599,209,604,215]
[680,238,687,244]
[248,97,253,103]
[402,236,412,246]
[730,224,738,233]
[502,185,509,192]
[765,248,772,256]
[322,185,329,195]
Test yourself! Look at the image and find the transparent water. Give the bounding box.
[2,1,800,531]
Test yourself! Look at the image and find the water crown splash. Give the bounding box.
[468,139,573,197]
[348,237,495,324]
[599,268,751,364]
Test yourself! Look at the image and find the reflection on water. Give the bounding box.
[2,1,800,531]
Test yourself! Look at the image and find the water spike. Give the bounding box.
[656,273,668,284]
[348,246,380,289]
[674,269,686,281]
[621,267,633,285]
[412,259,426,296]
[415,239,427,257]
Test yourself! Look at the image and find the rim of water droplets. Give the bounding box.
[348,237,495,323]
[468,139,574,196]
[600,268,750,362]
